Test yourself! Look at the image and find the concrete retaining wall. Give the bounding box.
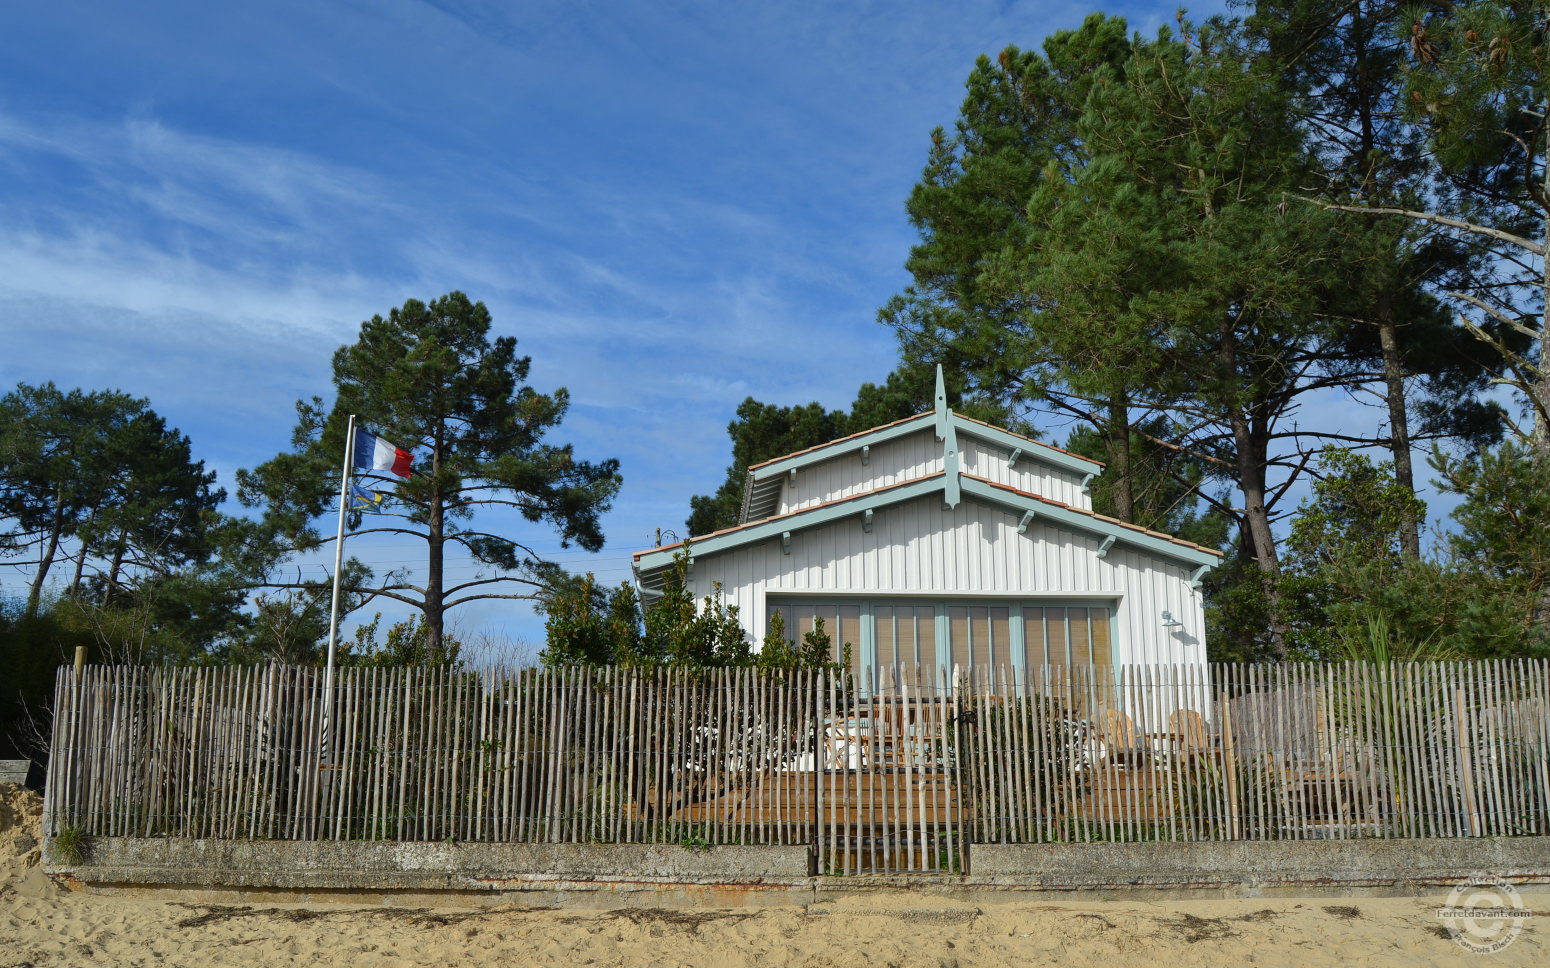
[973,838,1550,892]
[45,837,813,893]
[43,835,1550,905]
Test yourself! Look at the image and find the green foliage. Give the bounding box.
[755,613,849,672]
[540,572,643,666]
[1429,443,1550,653]
[542,547,846,671]
[0,382,226,614]
[1262,446,1550,659]
[51,825,87,864]
[343,614,464,668]
[238,292,622,651]
[1285,448,1427,574]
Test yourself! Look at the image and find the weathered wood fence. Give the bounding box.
[43,660,1550,874]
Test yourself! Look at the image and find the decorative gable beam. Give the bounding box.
[943,444,960,509]
[935,364,961,509]
[780,531,792,555]
[1081,472,1096,494]
[1007,447,1023,469]
[861,444,870,465]
[788,468,798,488]
[862,508,874,533]
[1017,510,1036,534]
[1190,564,1211,589]
[933,363,950,442]
[1096,535,1116,558]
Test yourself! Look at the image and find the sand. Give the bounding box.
[1,784,1542,968]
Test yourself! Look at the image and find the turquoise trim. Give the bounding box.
[942,415,961,509]
[933,364,949,442]
[635,475,946,574]
[1190,563,1212,588]
[748,413,935,482]
[637,471,1219,582]
[1009,605,1027,689]
[860,606,877,696]
[950,415,1103,476]
[960,476,1220,568]
[744,405,1098,489]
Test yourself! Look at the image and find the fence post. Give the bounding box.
[1220,685,1240,841]
[1455,685,1482,837]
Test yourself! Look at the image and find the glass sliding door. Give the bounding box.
[765,599,1114,690]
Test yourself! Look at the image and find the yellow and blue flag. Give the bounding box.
[349,483,386,513]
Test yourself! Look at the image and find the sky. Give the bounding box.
[2,0,1247,655]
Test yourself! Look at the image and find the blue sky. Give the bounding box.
[2,0,1244,654]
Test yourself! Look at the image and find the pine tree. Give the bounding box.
[238,292,622,654]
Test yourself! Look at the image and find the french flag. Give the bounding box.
[353,428,414,478]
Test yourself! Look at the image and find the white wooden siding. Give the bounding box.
[775,428,1092,516]
[692,492,1205,667]
[958,435,1090,510]
[777,429,942,515]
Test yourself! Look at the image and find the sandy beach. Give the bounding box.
[3,785,1542,967]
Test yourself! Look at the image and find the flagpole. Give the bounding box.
[322,413,357,765]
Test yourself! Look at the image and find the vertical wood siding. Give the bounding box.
[776,429,1092,517]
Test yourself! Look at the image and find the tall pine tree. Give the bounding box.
[239,292,622,654]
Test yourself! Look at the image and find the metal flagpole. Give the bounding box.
[321,413,357,766]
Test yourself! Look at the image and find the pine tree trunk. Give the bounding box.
[1106,396,1135,522]
[1536,115,1550,454]
[1219,319,1289,658]
[1229,410,1288,659]
[69,543,89,599]
[25,485,65,618]
[1377,291,1422,559]
[104,530,128,606]
[426,439,445,655]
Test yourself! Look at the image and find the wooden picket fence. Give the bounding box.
[43,660,1550,875]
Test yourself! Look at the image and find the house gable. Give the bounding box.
[738,371,1102,524]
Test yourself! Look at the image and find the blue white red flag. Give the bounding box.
[353,428,413,478]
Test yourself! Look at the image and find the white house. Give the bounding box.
[633,369,1220,683]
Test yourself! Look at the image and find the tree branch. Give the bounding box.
[1310,199,1544,255]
